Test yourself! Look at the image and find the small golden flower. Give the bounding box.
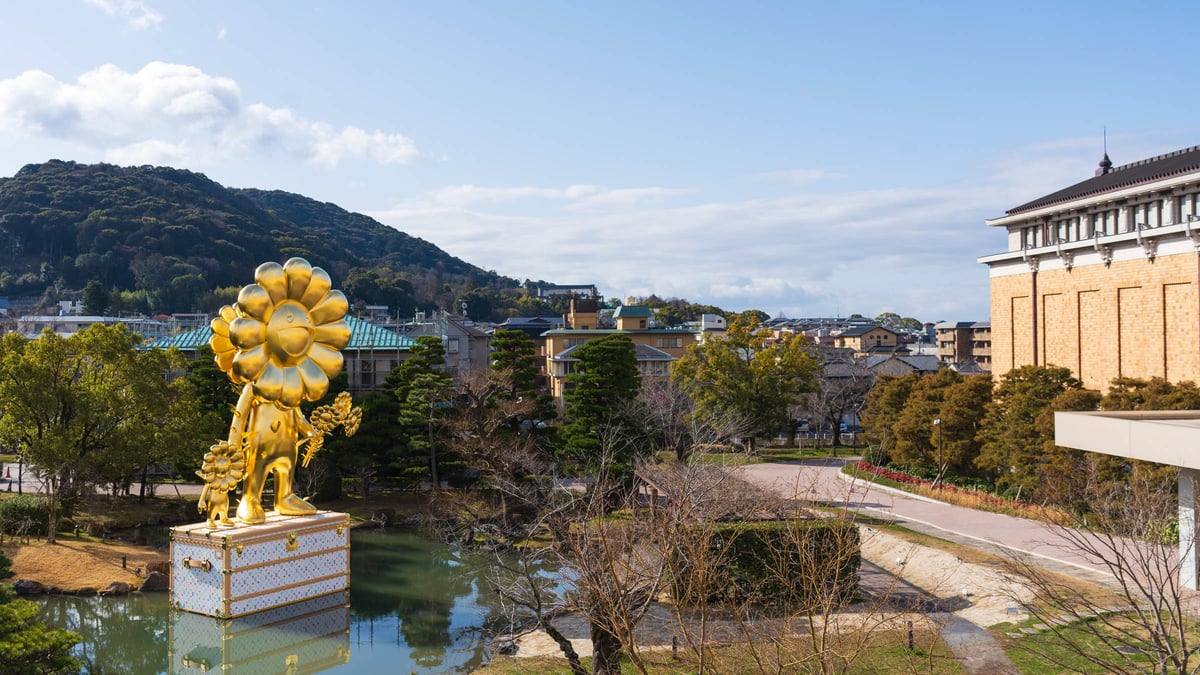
[210,258,351,407]
[197,439,246,493]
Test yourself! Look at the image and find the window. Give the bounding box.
[565,337,589,348]
[447,338,459,354]
[639,319,646,328]
[656,337,683,349]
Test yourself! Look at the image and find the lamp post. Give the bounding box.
[932,418,943,489]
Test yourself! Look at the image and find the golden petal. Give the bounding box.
[297,357,330,401]
[211,315,230,337]
[219,305,238,324]
[254,362,284,401]
[237,284,272,321]
[232,344,268,382]
[215,350,235,374]
[313,319,351,350]
[278,366,303,408]
[309,290,348,326]
[228,317,266,350]
[300,267,332,309]
[307,342,344,378]
[210,333,234,355]
[255,262,288,305]
[283,258,313,302]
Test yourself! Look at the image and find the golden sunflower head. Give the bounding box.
[209,257,351,407]
[198,440,246,493]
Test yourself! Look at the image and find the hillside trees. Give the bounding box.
[671,319,819,454]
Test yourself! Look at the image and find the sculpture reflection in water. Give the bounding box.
[198,257,362,525]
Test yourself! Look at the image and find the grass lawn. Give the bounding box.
[477,629,963,674]
[994,612,1200,674]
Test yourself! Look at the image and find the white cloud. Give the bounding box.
[366,147,1101,320]
[84,0,163,31]
[0,62,419,168]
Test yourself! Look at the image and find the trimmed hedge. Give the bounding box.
[671,519,860,611]
[0,495,50,537]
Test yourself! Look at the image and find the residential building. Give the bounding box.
[534,283,599,299]
[832,325,907,356]
[860,354,940,377]
[403,311,491,384]
[979,145,1200,390]
[542,299,721,404]
[935,321,992,372]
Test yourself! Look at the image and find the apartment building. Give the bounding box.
[979,146,1200,390]
[934,321,992,372]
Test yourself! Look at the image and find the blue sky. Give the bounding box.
[2,2,1199,321]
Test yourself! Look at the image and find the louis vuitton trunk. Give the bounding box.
[170,510,351,618]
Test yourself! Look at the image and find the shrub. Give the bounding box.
[672,519,860,612]
[0,495,50,537]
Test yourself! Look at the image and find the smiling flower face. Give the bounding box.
[210,258,351,407]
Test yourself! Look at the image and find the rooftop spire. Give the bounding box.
[1096,126,1113,176]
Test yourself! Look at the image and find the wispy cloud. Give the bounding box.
[368,143,1109,319]
[0,62,419,168]
[83,0,163,31]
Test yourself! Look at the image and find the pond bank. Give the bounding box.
[3,536,164,593]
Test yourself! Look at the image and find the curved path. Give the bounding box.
[737,459,1116,585]
[736,458,1124,675]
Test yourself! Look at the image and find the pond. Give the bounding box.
[36,529,548,674]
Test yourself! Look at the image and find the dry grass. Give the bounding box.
[2,537,165,590]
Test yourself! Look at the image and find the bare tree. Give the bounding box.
[1004,456,1198,674]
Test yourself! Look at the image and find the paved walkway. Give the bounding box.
[737,459,1117,585]
[735,458,1109,675]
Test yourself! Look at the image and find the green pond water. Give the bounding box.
[36,529,554,674]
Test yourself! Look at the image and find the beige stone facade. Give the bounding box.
[981,146,1200,391]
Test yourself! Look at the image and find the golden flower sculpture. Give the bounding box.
[203,257,357,525]
[210,257,351,407]
[301,392,364,468]
[195,435,249,527]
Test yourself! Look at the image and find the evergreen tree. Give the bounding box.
[391,336,455,486]
[489,329,555,427]
[0,551,81,674]
[975,365,1084,497]
[562,334,642,475]
[860,373,918,464]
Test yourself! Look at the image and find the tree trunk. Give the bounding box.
[139,465,148,502]
[542,619,586,675]
[590,622,623,675]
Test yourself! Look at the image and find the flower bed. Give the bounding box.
[845,462,1064,522]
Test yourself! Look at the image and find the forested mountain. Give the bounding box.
[0,160,518,315]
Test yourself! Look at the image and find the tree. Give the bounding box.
[803,348,875,450]
[0,586,81,674]
[391,336,455,487]
[672,318,819,454]
[1006,464,1198,674]
[931,374,993,484]
[562,334,643,479]
[898,316,923,331]
[859,373,918,465]
[975,365,1085,498]
[875,312,901,329]
[81,279,109,315]
[890,369,961,470]
[489,329,555,427]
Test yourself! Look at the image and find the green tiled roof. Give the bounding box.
[613,305,653,318]
[142,315,413,352]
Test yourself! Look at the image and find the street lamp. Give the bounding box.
[932,418,943,489]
